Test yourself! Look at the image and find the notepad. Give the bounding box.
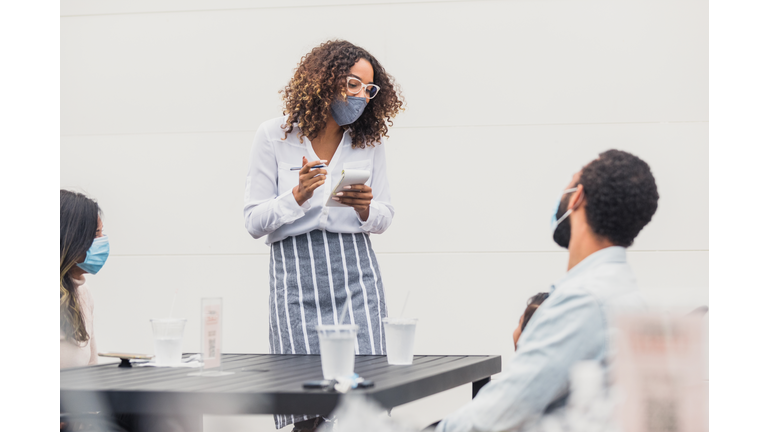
[326,169,371,207]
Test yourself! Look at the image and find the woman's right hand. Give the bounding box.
[292,157,327,206]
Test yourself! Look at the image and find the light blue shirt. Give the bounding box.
[437,246,645,432]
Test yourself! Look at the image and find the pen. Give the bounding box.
[290,165,326,171]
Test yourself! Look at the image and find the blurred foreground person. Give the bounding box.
[60,190,109,369]
[435,150,659,432]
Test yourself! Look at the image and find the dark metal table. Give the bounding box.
[61,353,501,431]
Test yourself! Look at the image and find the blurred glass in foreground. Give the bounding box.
[535,312,707,432]
[615,313,707,432]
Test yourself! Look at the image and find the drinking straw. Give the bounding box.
[400,290,411,319]
[339,296,352,325]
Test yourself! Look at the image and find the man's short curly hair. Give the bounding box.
[578,149,659,247]
[280,40,404,148]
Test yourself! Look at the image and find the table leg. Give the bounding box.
[472,377,490,399]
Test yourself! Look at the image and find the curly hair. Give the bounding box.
[577,149,659,247]
[280,40,404,148]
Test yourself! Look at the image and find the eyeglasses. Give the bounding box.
[346,77,380,99]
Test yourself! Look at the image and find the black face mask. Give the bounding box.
[552,195,571,249]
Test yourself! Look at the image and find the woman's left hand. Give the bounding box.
[332,184,373,221]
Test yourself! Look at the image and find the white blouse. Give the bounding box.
[244,116,394,244]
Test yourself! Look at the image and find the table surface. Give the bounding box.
[60,353,502,416]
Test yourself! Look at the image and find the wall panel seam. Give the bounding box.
[59,121,710,139]
[61,0,515,18]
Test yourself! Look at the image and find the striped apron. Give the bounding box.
[268,229,388,429]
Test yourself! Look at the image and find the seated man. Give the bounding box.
[436,149,659,432]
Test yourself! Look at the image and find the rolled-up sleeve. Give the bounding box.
[358,142,394,234]
[244,124,310,239]
[437,291,605,432]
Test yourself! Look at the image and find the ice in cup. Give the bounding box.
[316,324,358,380]
[383,318,418,365]
[150,318,187,366]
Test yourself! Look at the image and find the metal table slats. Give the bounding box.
[61,354,501,417]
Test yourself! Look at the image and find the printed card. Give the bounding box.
[202,301,222,369]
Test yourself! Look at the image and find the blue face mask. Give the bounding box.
[330,96,367,126]
[550,188,578,234]
[76,235,110,274]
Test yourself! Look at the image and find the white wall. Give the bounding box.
[60,0,708,429]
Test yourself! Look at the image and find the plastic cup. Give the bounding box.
[150,318,187,366]
[383,318,418,365]
[316,324,358,380]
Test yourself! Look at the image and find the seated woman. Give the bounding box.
[60,190,109,369]
[512,292,550,350]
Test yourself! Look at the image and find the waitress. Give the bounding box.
[243,40,404,431]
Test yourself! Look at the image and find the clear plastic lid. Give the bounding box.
[315,324,359,332]
[382,317,418,325]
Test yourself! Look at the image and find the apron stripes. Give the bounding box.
[268,230,388,429]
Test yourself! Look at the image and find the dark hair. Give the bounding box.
[280,39,405,148]
[521,292,550,332]
[577,149,659,247]
[60,190,101,343]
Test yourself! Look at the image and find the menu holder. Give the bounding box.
[188,297,234,377]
